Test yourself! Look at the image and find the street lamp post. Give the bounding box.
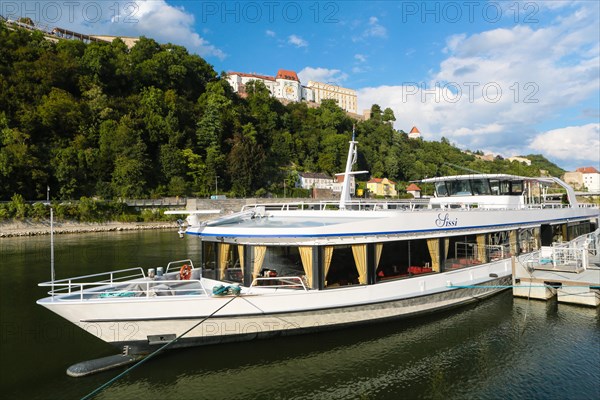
[46,185,55,284]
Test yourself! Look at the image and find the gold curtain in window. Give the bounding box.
[533,228,540,250]
[476,234,486,262]
[298,246,313,288]
[426,238,440,272]
[323,246,334,282]
[509,230,518,256]
[352,244,367,284]
[238,245,245,268]
[375,243,383,269]
[218,243,230,280]
[252,246,267,280]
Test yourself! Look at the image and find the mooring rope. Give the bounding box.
[81,294,239,400]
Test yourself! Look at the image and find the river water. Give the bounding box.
[1,230,598,399]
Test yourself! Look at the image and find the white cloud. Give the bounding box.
[9,1,226,59]
[358,2,599,168]
[288,34,308,47]
[354,54,367,63]
[364,16,387,38]
[130,1,226,59]
[529,124,600,163]
[353,16,387,42]
[298,67,348,84]
[266,30,276,37]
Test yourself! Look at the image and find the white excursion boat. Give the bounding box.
[37,136,599,356]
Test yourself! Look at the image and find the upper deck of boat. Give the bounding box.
[185,198,598,245]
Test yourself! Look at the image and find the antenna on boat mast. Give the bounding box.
[338,125,368,210]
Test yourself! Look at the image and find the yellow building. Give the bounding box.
[306,81,357,113]
[367,178,397,197]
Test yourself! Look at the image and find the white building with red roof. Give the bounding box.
[226,69,314,103]
[577,167,600,192]
[564,166,600,192]
[406,183,422,198]
[226,69,357,113]
[408,126,421,139]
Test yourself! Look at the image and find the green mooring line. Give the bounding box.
[81,294,239,400]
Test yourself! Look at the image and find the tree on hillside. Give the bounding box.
[382,107,396,123]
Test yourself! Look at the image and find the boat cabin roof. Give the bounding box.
[421,174,551,183]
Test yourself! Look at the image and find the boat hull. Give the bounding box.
[42,275,511,354]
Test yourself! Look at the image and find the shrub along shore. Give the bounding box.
[0,195,179,237]
[0,220,176,238]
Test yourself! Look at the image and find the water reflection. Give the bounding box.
[1,231,598,400]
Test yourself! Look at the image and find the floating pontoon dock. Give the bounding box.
[513,230,600,307]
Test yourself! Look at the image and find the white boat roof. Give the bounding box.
[421,174,552,183]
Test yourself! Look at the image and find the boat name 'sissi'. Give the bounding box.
[435,213,459,228]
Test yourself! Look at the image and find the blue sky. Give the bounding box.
[5,1,599,170]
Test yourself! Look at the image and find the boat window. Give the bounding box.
[324,245,367,288]
[254,246,305,283]
[489,180,500,195]
[375,239,435,282]
[202,242,218,280]
[499,181,511,195]
[446,180,472,196]
[444,235,482,270]
[219,244,244,283]
[488,231,514,260]
[435,182,448,197]
[511,181,523,195]
[567,221,591,241]
[518,228,537,253]
[470,179,491,195]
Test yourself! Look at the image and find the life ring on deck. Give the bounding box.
[179,264,192,280]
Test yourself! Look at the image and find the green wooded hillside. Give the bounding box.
[0,22,564,200]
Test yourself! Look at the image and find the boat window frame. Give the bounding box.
[435,181,449,197]
[510,180,524,195]
[469,178,492,196]
[446,179,473,196]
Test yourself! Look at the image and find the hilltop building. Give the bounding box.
[564,167,600,192]
[226,70,357,113]
[507,156,532,166]
[3,18,139,48]
[475,153,496,162]
[408,126,421,139]
[305,81,357,114]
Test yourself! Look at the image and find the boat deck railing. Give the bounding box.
[248,276,308,292]
[242,200,430,213]
[523,229,600,272]
[38,259,210,300]
[241,200,597,213]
